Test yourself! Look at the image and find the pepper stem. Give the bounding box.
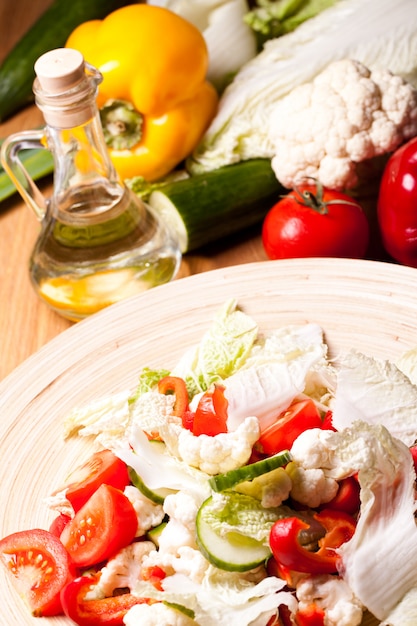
[100,99,143,150]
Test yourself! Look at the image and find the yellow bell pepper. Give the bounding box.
[66,4,218,181]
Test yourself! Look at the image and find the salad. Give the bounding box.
[1,299,417,626]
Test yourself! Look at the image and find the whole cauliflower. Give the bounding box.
[269,59,417,190]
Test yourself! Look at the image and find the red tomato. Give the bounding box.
[64,449,130,512]
[61,574,149,626]
[0,528,73,616]
[192,384,228,436]
[60,484,137,567]
[256,399,322,456]
[262,182,369,260]
[49,513,72,537]
[377,137,417,266]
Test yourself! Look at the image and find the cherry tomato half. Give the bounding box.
[63,449,130,512]
[255,399,322,456]
[0,528,73,616]
[61,574,149,626]
[377,136,417,266]
[262,182,369,260]
[60,484,137,567]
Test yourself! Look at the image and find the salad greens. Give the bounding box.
[59,299,417,625]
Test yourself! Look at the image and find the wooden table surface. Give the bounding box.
[0,0,270,381]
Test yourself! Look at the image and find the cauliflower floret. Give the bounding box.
[128,390,176,440]
[124,601,197,626]
[269,59,417,190]
[97,541,156,597]
[290,428,341,473]
[162,416,260,474]
[163,490,203,532]
[287,462,338,508]
[142,545,210,584]
[124,485,165,537]
[296,574,363,626]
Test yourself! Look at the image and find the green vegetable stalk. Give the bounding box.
[0,0,137,122]
[245,0,339,49]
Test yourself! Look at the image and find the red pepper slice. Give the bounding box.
[296,604,326,626]
[269,509,356,575]
[60,575,150,626]
[157,376,189,420]
[192,384,228,436]
[324,476,360,516]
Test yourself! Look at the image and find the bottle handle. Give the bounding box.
[0,129,49,220]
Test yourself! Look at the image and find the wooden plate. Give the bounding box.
[1,257,417,624]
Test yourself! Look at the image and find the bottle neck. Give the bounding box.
[34,62,127,223]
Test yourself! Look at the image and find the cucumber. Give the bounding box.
[147,521,167,547]
[128,466,176,505]
[209,450,291,493]
[196,494,273,571]
[148,159,285,252]
[0,0,136,121]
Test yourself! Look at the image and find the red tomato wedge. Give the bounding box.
[0,528,73,617]
[256,399,322,456]
[61,574,149,626]
[60,484,137,567]
[63,449,130,512]
[192,384,229,436]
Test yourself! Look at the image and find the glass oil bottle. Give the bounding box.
[1,48,181,321]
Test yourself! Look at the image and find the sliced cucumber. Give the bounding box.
[196,493,279,572]
[147,521,167,547]
[209,450,291,493]
[148,159,284,253]
[128,466,176,505]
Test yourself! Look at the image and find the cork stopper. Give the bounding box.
[34,48,85,94]
[33,48,100,128]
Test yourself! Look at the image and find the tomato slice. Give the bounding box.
[61,574,149,626]
[192,384,228,436]
[63,449,130,512]
[0,528,73,617]
[256,399,322,456]
[60,484,138,567]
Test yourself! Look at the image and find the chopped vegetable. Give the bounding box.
[335,423,417,622]
[60,484,138,567]
[60,573,149,625]
[377,136,417,267]
[0,529,73,617]
[269,509,356,575]
[261,181,369,260]
[66,4,218,181]
[189,0,417,173]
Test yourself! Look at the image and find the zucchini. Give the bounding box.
[209,450,291,493]
[0,0,137,121]
[0,140,53,203]
[148,159,285,252]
